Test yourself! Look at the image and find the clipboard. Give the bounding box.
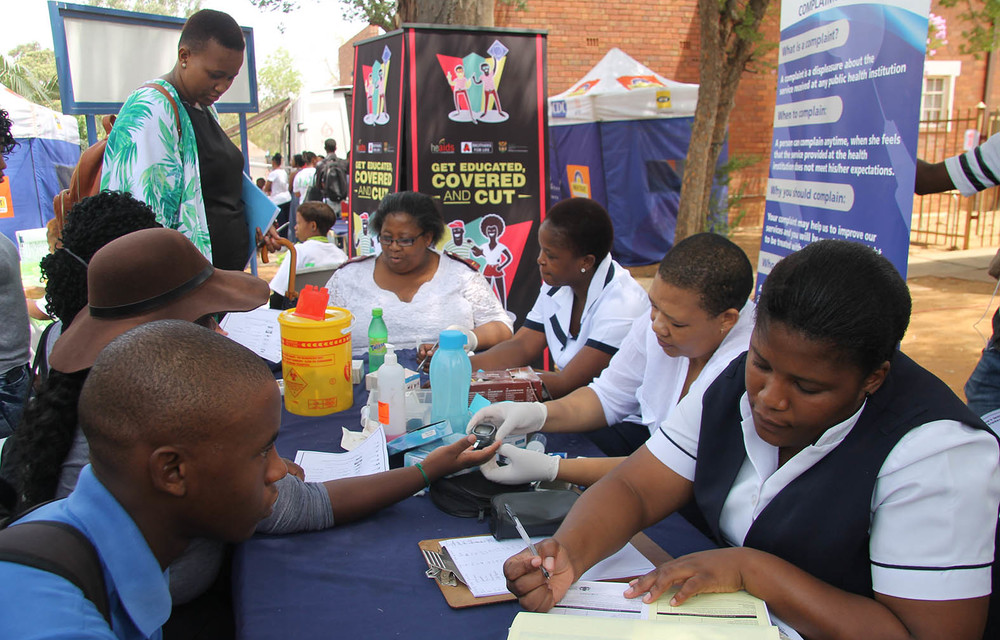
[418,532,671,609]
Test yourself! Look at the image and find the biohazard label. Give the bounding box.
[284,367,307,398]
[308,398,338,409]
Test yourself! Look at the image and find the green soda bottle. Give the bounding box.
[368,308,388,372]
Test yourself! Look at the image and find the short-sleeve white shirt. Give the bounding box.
[646,372,1000,601]
[590,301,755,433]
[944,132,1000,196]
[523,254,649,370]
[292,166,316,200]
[326,251,513,356]
[268,238,347,295]
[267,168,291,205]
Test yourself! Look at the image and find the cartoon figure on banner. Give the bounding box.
[443,219,477,260]
[355,212,377,256]
[437,39,510,124]
[447,65,477,124]
[470,213,512,307]
[473,61,507,121]
[362,45,392,126]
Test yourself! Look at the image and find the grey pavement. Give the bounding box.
[906,245,997,283]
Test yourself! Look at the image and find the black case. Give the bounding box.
[489,490,579,540]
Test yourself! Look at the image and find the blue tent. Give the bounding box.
[548,49,725,266]
[0,83,80,243]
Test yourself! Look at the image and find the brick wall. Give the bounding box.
[497,0,779,224]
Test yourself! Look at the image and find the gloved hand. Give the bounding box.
[445,324,478,351]
[467,401,547,442]
[480,444,559,484]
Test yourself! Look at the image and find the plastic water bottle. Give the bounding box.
[368,307,387,372]
[430,329,472,435]
[377,344,406,439]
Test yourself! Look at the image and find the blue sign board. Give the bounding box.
[758,0,930,288]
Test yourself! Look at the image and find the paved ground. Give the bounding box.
[732,228,998,399]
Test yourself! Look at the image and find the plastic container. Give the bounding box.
[277,306,353,416]
[376,344,406,440]
[430,329,472,435]
[368,307,388,373]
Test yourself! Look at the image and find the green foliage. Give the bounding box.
[939,0,1000,55]
[247,47,302,154]
[707,153,763,237]
[339,0,396,31]
[1,43,58,107]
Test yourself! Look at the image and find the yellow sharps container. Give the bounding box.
[277,306,353,416]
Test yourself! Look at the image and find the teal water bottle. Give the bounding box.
[368,308,388,372]
[430,329,472,435]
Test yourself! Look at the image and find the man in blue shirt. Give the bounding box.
[0,320,288,638]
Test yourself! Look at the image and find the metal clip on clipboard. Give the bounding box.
[421,547,464,588]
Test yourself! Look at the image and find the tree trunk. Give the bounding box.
[676,0,771,242]
[676,0,724,241]
[397,0,495,26]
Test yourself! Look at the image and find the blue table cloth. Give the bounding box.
[233,350,713,639]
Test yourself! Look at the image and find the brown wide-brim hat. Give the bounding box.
[49,227,270,373]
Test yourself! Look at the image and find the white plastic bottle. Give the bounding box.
[376,344,406,439]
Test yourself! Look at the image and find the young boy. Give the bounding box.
[0,320,288,637]
[269,201,348,301]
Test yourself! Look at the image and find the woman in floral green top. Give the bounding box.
[101,9,252,270]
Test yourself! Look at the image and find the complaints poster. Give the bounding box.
[349,32,405,257]
[758,0,929,287]
[407,26,547,324]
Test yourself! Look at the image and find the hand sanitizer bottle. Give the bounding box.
[377,344,406,439]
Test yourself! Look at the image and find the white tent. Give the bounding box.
[548,48,699,125]
[546,50,708,265]
[0,83,80,241]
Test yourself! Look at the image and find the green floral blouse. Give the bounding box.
[101,79,214,262]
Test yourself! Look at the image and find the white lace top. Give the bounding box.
[326,251,513,355]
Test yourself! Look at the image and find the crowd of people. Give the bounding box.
[0,7,998,640]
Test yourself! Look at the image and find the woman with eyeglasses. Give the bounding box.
[325,191,513,355]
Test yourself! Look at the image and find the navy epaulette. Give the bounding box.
[443,251,481,271]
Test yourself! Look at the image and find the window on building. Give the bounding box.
[920,60,961,131]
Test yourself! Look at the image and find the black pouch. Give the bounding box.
[428,470,531,520]
[489,490,579,540]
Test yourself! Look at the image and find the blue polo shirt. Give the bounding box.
[0,465,171,639]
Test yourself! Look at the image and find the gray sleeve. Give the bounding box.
[254,473,334,534]
[55,427,89,499]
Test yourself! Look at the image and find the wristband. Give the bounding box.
[415,462,432,490]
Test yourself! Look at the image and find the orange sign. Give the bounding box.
[567,165,591,199]
[0,177,12,219]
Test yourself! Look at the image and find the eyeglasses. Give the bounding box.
[378,235,422,247]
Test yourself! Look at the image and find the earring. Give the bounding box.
[182,62,187,69]
[580,268,586,273]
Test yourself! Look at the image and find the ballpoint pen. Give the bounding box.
[505,504,551,579]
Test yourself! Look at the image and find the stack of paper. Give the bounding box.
[509,583,789,639]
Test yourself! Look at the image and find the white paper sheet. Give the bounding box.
[294,426,389,482]
[439,536,655,598]
[551,581,649,619]
[220,307,282,362]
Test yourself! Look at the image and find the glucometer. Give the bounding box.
[471,421,498,450]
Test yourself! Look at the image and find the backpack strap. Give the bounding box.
[0,520,111,626]
[141,82,182,138]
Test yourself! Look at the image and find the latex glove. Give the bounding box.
[481,444,559,484]
[445,324,478,351]
[467,401,547,442]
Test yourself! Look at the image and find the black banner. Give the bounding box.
[406,26,547,325]
[348,32,405,257]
